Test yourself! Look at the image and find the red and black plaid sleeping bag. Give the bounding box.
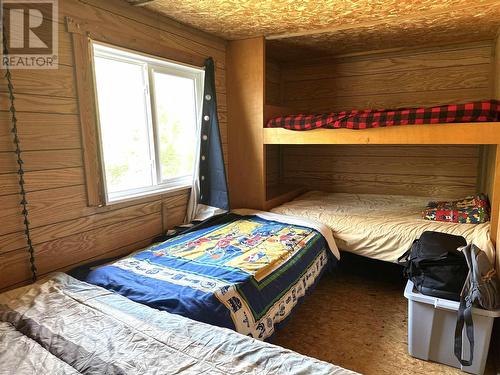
[265,100,500,131]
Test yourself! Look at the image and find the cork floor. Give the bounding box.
[273,253,497,375]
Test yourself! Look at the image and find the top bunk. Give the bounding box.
[263,100,500,145]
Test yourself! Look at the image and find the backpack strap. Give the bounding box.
[454,272,474,367]
[398,249,412,279]
[398,239,419,268]
[397,249,411,265]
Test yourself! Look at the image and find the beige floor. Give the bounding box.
[274,253,497,375]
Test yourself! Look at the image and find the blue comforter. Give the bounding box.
[85,214,334,340]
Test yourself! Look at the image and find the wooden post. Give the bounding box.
[490,147,500,243]
[227,37,266,209]
[493,29,500,279]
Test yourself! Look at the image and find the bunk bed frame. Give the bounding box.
[264,120,500,146]
[227,37,500,277]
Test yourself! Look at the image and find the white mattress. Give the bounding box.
[271,191,494,263]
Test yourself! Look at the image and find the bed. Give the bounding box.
[265,100,500,130]
[271,191,494,263]
[0,273,356,375]
[83,211,339,340]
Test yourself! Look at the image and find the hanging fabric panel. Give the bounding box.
[187,58,229,222]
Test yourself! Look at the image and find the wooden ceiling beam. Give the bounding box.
[266,0,500,40]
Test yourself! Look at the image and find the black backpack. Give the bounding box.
[399,231,468,301]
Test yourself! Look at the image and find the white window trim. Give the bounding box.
[91,42,205,205]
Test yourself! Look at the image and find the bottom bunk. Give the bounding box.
[271,191,494,263]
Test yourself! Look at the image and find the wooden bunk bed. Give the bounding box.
[227,37,500,275]
[265,120,500,145]
[263,103,500,244]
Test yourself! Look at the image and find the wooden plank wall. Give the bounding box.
[281,145,479,198]
[0,0,227,291]
[266,145,281,189]
[275,42,495,197]
[266,59,283,105]
[281,42,493,112]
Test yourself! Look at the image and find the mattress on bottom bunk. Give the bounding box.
[84,213,339,340]
[0,273,355,375]
[271,191,494,263]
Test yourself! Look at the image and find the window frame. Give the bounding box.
[91,42,205,205]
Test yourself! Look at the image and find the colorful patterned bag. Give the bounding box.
[423,194,490,224]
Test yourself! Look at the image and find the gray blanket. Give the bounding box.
[0,273,357,375]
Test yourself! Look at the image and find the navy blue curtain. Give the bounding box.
[187,57,229,221]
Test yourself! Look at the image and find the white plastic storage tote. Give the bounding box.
[404,280,500,375]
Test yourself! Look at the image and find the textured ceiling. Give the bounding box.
[133,0,500,58]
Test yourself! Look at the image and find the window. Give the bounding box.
[92,43,204,203]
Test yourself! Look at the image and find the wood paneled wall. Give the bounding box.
[266,145,281,188]
[273,42,495,197]
[281,42,493,112]
[281,145,480,198]
[0,0,227,291]
[266,59,282,106]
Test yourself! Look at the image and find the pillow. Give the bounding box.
[423,194,490,224]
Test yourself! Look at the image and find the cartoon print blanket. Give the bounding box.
[85,213,337,340]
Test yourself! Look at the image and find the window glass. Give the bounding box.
[152,71,197,181]
[92,43,204,203]
[94,56,154,195]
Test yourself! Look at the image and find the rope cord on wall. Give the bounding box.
[2,26,37,282]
